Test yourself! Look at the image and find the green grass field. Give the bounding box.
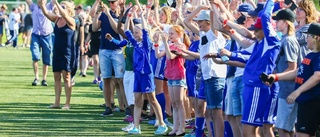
[0,46,167,136]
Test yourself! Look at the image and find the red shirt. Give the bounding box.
[164,44,186,80]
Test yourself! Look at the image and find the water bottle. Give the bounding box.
[218,48,229,63]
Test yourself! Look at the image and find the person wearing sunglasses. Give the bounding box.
[267,23,320,137]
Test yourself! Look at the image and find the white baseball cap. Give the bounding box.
[193,10,210,21]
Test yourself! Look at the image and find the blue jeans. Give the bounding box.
[99,49,125,78]
[231,76,244,116]
[8,29,18,47]
[204,77,225,109]
[30,33,52,65]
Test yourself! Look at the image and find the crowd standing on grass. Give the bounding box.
[2,0,320,136]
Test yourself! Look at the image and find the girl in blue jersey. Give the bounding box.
[267,23,320,137]
[123,7,167,135]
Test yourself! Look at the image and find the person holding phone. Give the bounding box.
[267,23,320,137]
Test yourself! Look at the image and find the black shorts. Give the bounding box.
[296,97,320,136]
[88,41,100,56]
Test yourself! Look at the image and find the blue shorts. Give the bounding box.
[186,71,197,97]
[197,79,206,100]
[224,76,234,115]
[242,84,277,126]
[204,77,225,109]
[150,49,166,80]
[230,76,244,116]
[167,79,187,87]
[263,82,278,124]
[30,34,52,65]
[99,49,125,79]
[0,25,3,35]
[134,73,155,93]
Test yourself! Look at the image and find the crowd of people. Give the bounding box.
[2,0,320,136]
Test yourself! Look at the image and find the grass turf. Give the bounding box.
[0,47,167,136]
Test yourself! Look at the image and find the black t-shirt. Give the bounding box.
[24,14,32,27]
[73,15,84,46]
[89,24,101,44]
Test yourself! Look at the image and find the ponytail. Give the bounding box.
[183,32,191,49]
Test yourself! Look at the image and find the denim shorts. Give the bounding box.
[275,98,297,132]
[230,76,244,116]
[30,34,52,65]
[204,77,225,109]
[0,25,3,35]
[99,49,125,79]
[167,79,187,87]
[225,76,234,115]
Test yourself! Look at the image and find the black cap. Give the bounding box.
[248,2,265,17]
[236,15,246,25]
[272,9,296,23]
[304,23,320,36]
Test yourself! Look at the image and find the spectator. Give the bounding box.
[39,0,76,109]
[92,0,126,117]
[0,4,8,47]
[23,13,33,48]
[26,0,54,86]
[268,23,320,137]
[273,9,301,137]
[5,7,20,48]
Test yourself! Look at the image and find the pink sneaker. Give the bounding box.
[124,116,133,122]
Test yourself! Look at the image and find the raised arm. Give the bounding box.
[117,3,127,39]
[38,0,58,22]
[261,0,280,45]
[92,5,102,32]
[225,20,255,39]
[184,6,208,35]
[102,4,118,33]
[26,0,33,8]
[89,0,100,18]
[52,0,75,30]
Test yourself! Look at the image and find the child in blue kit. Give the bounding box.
[123,7,167,135]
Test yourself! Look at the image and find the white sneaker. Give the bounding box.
[121,122,134,132]
[154,120,159,127]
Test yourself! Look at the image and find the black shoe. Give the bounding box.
[111,103,115,108]
[99,104,106,107]
[125,107,131,116]
[79,72,83,76]
[100,107,113,116]
[82,73,86,77]
[32,79,38,86]
[5,41,11,46]
[41,80,48,86]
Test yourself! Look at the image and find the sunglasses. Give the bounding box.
[186,11,192,14]
[61,5,66,9]
[109,1,115,4]
[307,34,315,38]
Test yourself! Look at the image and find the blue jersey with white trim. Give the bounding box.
[125,29,153,74]
[243,0,281,87]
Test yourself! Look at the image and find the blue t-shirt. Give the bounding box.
[186,40,200,72]
[295,52,320,103]
[99,11,120,50]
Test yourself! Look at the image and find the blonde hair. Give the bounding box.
[171,25,191,48]
[298,0,318,24]
[60,1,75,17]
[286,20,296,36]
[160,6,173,25]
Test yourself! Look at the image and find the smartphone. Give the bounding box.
[171,50,178,54]
[284,0,298,11]
[260,73,275,84]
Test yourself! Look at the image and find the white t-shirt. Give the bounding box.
[9,12,20,30]
[199,29,227,80]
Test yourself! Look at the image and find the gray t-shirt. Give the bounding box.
[276,34,301,99]
[296,24,312,58]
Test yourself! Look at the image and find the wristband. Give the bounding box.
[223,19,228,25]
[154,44,159,48]
[275,74,279,82]
[230,29,235,35]
[127,13,132,17]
